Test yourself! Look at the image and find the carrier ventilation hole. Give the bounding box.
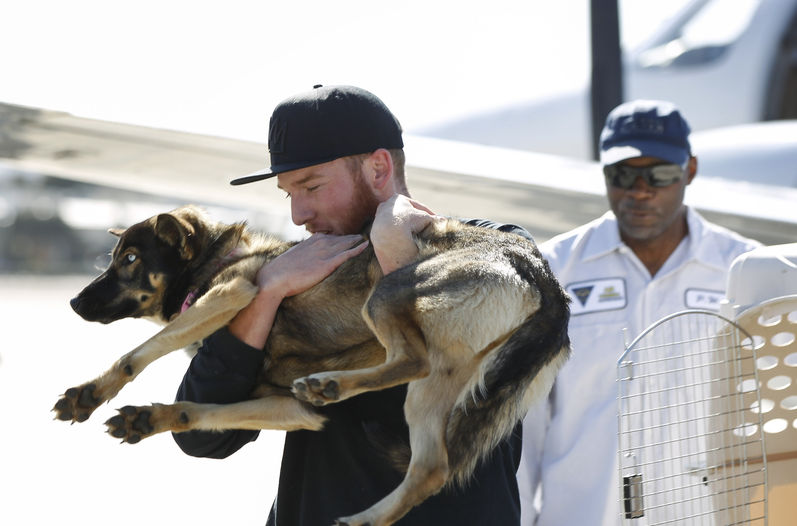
[758,313,782,327]
[741,335,766,351]
[785,352,797,367]
[780,395,797,411]
[737,379,759,393]
[750,398,774,414]
[733,423,758,437]
[756,355,778,370]
[771,331,795,347]
[763,418,788,434]
[767,375,792,391]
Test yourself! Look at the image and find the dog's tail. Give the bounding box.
[445,253,571,488]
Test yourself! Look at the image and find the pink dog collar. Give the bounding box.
[179,248,244,314]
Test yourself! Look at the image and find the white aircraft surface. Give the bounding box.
[421,0,797,161]
[1,102,794,248]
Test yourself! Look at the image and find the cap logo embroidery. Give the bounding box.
[269,116,287,154]
[620,117,664,136]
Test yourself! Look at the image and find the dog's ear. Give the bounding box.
[108,227,125,237]
[155,213,197,260]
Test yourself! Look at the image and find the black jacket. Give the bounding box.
[174,220,534,525]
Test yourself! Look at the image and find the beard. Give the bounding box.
[322,169,381,235]
[347,171,381,233]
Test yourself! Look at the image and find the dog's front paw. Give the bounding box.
[292,375,340,406]
[105,402,194,443]
[105,405,159,444]
[52,383,102,423]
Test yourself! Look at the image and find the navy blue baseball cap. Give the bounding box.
[231,85,404,185]
[599,100,692,166]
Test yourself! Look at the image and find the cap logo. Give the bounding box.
[269,116,287,154]
[620,117,664,136]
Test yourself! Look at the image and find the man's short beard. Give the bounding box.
[345,167,381,234]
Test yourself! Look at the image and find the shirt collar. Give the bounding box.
[581,211,624,262]
[683,207,729,271]
[580,208,728,270]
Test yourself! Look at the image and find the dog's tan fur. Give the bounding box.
[55,205,570,526]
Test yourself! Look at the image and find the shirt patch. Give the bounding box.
[566,278,627,315]
[685,288,725,310]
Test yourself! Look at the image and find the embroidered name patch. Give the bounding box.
[566,278,627,315]
[684,288,725,310]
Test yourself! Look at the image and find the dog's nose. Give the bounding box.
[70,296,81,313]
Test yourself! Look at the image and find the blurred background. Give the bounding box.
[1,0,796,524]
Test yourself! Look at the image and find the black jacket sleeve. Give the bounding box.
[460,217,536,243]
[172,326,266,458]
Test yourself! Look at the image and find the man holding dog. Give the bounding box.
[516,100,761,525]
[173,85,530,525]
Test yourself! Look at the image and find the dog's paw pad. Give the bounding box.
[292,376,340,405]
[105,406,155,443]
[321,380,339,400]
[77,383,99,407]
[52,397,74,421]
[52,383,103,423]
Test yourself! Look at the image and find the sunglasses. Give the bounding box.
[603,163,686,189]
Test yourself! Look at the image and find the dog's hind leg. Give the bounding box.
[335,376,458,526]
[292,299,430,406]
[53,276,258,423]
[104,393,326,444]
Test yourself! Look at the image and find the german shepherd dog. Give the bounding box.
[54,205,570,526]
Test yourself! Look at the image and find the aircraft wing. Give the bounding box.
[1,102,794,245]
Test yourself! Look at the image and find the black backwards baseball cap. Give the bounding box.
[230,85,404,185]
[599,99,692,167]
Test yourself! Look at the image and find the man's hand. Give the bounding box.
[229,233,368,349]
[256,233,369,298]
[370,195,441,275]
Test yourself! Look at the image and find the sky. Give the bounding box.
[3,0,690,143]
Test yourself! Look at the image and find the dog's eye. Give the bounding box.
[125,254,137,264]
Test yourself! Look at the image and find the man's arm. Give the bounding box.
[460,217,535,243]
[173,328,265,458]
[173,233,368,458]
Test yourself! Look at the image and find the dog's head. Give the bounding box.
[70,206,207,324]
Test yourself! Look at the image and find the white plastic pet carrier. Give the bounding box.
[617,243,797,525]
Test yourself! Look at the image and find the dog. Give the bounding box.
[54,204,570,526]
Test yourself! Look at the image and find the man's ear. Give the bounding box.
[154,213,196,260]
[366,148,395,193]
[685,155,698,185]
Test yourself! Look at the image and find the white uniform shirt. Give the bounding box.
[518,208,761,526]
